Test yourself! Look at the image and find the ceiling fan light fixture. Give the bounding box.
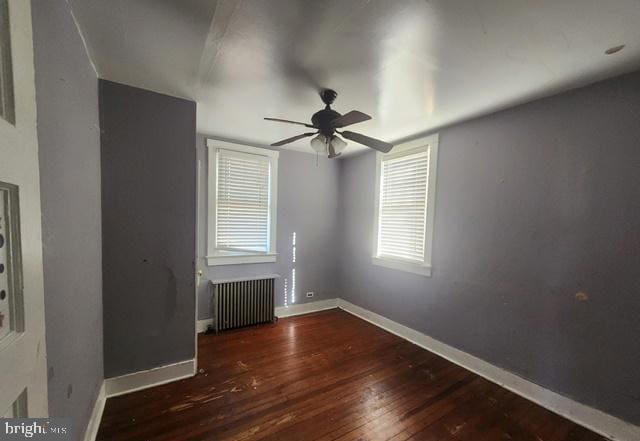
[310,134,328,154]
[330,135,347,154]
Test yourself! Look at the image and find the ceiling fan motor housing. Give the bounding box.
[312,108,341,136]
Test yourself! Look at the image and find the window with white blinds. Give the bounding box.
[216,149,271,252]
[207,140,278,265]
[377,150,429,262]
[373,134,439,276]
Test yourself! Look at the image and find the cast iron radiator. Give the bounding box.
[211,278,275,332]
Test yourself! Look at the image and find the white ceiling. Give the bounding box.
[70,0,640,155]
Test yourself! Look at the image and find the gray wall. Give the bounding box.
[196,135,340,319]
[338,71,640,424]
[100,80,196,378]
[32,1,103,438]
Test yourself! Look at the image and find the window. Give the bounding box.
[373,134,439,276]
[0,0,15,124]
[207,139,278,265]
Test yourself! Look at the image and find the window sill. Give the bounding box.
[207,253,277,266]
[371,256,432,277]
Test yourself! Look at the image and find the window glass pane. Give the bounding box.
[0,0,15,125]
[0,187,11,340]
[0,182,22,340]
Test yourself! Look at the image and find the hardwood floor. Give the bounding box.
[97,309,606,441]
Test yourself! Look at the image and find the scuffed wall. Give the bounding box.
[337,70,640,424]
[100,80,196,378]
[32,0,103,438]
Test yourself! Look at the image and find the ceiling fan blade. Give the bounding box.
[332,110,372,128]
[341,131,393,153]
[265,117,315,128]
[270,132,317,147]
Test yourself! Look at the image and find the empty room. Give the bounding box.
[0,0,639,440]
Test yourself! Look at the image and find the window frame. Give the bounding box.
[372,134,439,277]
[206,139,279,266]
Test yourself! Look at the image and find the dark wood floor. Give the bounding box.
[98,309,606,441]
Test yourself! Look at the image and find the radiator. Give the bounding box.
[211,277,276,332]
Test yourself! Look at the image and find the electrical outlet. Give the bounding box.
[306,291,314,298]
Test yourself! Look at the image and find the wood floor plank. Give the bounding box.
[97,309,608,441]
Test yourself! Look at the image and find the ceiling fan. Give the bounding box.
[264,89,393,158]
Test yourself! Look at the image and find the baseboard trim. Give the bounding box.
[83,381,106,441]
[337,299,640,441]
[197,318,213,334]
[104,359,196,398]
[275,298,338,318]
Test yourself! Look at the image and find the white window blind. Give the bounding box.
[215,148,272,253]
[377,149,430,263]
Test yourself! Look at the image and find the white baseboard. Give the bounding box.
[197,318,213,334]
[84,361,194,439]
[337,299,640,441]
[104,359,196,398]
[83,381,106,441]
[276,298,338,318]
